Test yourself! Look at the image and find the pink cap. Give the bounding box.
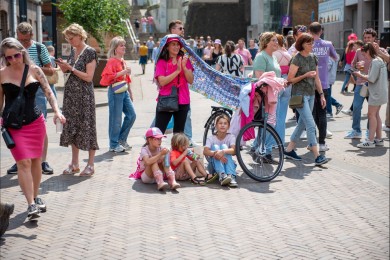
[166,37,183,48]
[145,127,166,138]
[348,33,358,41]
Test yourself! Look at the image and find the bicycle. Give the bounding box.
[235,82,284,182]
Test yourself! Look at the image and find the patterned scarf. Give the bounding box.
[155,34,252,109]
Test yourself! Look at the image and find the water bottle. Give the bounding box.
[56,118,63,134]
[187,149,199,160]
[1,127,15,149]
[164,152,170,167]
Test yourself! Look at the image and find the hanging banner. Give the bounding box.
[318,0,344,24]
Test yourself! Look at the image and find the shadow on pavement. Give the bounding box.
[93,151,129,163]
[0,174,19,190]
[39,174,90,194]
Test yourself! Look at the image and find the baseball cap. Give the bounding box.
[145,127,166,138]
[166,37,183,48]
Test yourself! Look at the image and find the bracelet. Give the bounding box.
[71,67,75,73]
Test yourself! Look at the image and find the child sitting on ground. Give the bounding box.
[203,114,237,187]
[131,127,180,191]
[170,133,214,185]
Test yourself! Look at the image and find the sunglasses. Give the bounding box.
[5,53,22,61]
[298,26,307,33]
[176,27,184,31]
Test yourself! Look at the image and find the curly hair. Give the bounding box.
[62,23,88,41]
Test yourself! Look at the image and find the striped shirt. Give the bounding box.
[28,41,51,67]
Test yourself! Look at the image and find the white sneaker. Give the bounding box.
[341,109,352,116]
[326,130,333,139]
[357,141,375,149]
[110,144,125,153]
[319,144,329,152]
[374,139,384,146]
[382,124,390,132]
[300,131,307,140]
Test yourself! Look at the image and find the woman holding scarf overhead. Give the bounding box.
[154,36,194,134]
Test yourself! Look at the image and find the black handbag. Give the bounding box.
[3,65,29,129]
[156,86,179,112]
[289,95,304,109]
[1,127,15,149]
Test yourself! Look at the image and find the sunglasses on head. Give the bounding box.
[298,26,307,33]
[5,53,22,61]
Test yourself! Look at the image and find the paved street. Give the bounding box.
[1,60,389,259]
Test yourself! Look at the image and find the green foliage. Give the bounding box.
[58,0,130,49]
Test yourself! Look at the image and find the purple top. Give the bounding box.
[312,39,337,89]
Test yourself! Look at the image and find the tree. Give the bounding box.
[58,0,130,49]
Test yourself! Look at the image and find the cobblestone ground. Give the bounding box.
[1,61,389,259]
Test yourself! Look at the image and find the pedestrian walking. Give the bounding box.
[0,37,65,220]
[139,41,148,74]
[215,40,244,77]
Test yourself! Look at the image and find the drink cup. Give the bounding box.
[164,152,170,167]
[56,118,63,134]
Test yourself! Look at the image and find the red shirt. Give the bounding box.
[345,51,356,65]
[100,58,131,86]
[170,150,186,170]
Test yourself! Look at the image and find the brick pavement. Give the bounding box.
[0,61,389,259]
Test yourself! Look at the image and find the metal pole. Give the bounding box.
[52,0,58,58]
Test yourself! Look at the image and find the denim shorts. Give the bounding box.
[35,89,47,119]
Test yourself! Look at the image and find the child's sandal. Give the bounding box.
[191,176,205,186]
[205,173,218,184]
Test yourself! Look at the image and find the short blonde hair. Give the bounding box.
[107,36,126,58]
[259,32,276,51]
[171,133,189,151]
[62,23,88,41]
[17,22,33,35]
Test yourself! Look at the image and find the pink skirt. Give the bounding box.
[8,115,46,161]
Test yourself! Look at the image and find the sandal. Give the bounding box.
[205,173,218,184]
[191,176,205,186]
[79,165,94,177]
[63,164,80,175]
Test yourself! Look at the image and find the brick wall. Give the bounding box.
[291,0,318,27]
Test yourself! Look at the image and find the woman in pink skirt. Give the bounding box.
[0,38,65,220]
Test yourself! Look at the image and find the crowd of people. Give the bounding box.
[0,19,389,226]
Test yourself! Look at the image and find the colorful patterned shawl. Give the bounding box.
[155,34,252,109]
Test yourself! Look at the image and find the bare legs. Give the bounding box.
[17,158,42,205]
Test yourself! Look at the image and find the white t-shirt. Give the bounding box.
[205,133,236,149]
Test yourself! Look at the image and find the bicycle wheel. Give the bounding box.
[235,121,284,182]
[202,111,231,146]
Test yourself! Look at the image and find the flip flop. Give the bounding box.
[191,176,205,186]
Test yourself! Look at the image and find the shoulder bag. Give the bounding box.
[289,95,304,109]
[3,65,29,129]
[156,86,179,112]
[112,60,129,94]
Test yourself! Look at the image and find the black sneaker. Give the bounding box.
[42,161,54,175]
[0,203,14,237]
[27,204,40,220]
[262,154,279,164]
[335,104,344,115]
[284,150,302,161]
[34,197,46,213]
[7,164,17,174]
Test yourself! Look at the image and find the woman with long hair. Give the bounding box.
[0,37,65,219]
[154,36,194,134]
[354,43,388,148]
[340,40,357,93]
[100,36,136,153]
[215,40,243,77]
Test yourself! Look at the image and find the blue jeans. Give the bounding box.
[352,84,365,133]
[148,49,153,61]
[341,71,352,92]
[35,87,47,119]
[326,84,342,115]
[108,87,136,149]
[208,144,236,176]
[184,108,192,140]
[290,95,317,146]
[274,86,291,145]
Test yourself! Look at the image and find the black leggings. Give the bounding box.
[313,89,328,145]
[155,104,190,134]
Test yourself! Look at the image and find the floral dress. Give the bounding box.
[60,46,99,150]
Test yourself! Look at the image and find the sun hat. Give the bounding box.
[214,39,222,45]
[166,37,183,48]
[145,127,166,138]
